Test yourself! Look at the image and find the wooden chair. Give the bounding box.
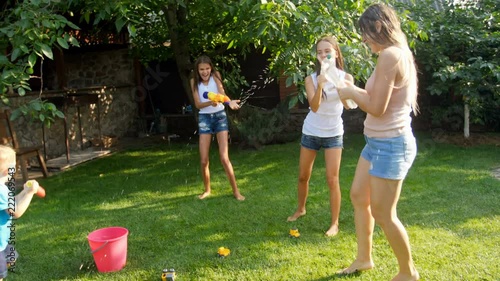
[0,109,49,182]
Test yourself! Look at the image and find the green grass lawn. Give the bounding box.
[8,133,500,280]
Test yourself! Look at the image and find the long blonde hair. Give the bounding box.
[0,145,16,175]
[359,3,419,115]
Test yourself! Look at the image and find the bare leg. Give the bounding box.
[198,134,212,199]
[287,146,316,222]
[324,148,342,236]
[216,131,244,201]
[370,177,419,281]
[339,157,375,274]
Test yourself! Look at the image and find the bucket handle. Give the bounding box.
[90,240,109,254]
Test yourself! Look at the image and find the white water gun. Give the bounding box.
[321,55,358,109]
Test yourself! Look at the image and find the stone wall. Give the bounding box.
[6,49,139,159]
[343,108,366,133]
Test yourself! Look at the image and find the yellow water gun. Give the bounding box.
[203,91,231,104]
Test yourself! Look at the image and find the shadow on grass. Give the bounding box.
[12,133,500,280]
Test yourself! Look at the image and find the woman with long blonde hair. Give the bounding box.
[337,4,420,280]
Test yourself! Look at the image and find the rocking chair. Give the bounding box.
[0,109,49,182]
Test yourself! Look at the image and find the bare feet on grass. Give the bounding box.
[287,210,306,222]
[234,193,245,201]
[325,224,339,237]
[198,192,210,199]
[337,260,374,275]
[199,191,245,201]
[391,270,420,281]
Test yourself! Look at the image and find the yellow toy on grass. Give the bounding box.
[217,247,231,257]
[289,228,300,238]
[161,268,176,281]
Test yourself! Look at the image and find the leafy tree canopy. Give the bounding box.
[1,0,426,124]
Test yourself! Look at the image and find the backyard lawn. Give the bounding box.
[8,133,500,280]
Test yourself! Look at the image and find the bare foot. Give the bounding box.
[287,210,306,222]
[325,224,339,237]
[234,193,245,201]
[337,260,374,275]
[391,271,420,281]
[198,192,210,199]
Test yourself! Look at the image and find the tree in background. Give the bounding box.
[0,0,79,126]
[2,0,432,127]
[410,0,500,135]
[74,0,377,106]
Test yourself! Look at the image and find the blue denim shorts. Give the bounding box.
[361,134,417,180]
[198,110,229,134]
[301,134,343,151]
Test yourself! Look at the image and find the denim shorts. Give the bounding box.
[301,134,343,151]
[198,110,229,134]
[361,134,417,180]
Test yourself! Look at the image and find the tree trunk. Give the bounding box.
[162,4,194,109]
[464,103,470,138]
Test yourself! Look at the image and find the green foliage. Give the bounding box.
[0,0,80,125]
[72,0,171,62]
[409,0,500,130]
[429,104,464,131]
[75,0,381,103]
[219,0,375,102]
[2,0,425,115]
[11,98,65,128]
[231,102,299,149]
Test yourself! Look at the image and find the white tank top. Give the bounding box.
[197,76,224,114]
[302,71,345,137]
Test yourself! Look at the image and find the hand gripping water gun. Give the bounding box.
[26,180,46,198]
[321,55,358,109]
[203,91,231,105]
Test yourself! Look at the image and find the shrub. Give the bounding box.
[408,0,500,131]
[230,102,300,149]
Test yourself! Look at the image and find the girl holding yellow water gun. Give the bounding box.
[190,55,245,201]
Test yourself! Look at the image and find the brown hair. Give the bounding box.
[358,3,404,48]
[359,4,419,115]
[193,55,217,86]
[314,36,345,76]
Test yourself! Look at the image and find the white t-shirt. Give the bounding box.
[302,71,345,137]
[198,76,224,114]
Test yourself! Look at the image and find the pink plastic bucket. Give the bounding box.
[87,227,129,273]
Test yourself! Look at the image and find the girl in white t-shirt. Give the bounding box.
[287,36,354,236]
[190,55,244,201]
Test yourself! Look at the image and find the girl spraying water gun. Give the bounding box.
[190,55,245,201]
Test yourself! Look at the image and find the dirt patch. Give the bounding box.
[431,130,500,147]
[431,131,500,180]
